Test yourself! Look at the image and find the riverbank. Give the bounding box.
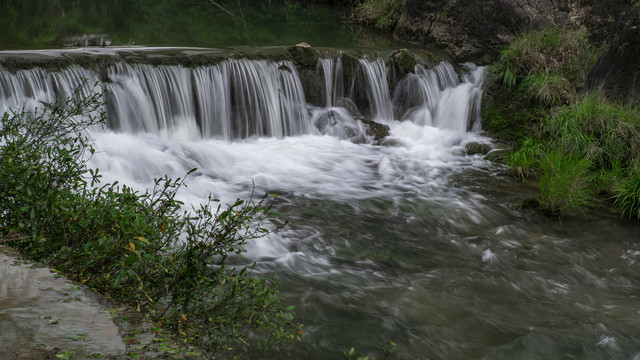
[0,245,200,359]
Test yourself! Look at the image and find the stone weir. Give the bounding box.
[0,44,477,142]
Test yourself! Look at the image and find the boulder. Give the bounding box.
[388,49,416,90]
[286,42,318,69]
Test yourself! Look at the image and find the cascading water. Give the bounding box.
[1,59,314,140]
[393,61,484,132]
[310,56,364,140]
[359,57,394,121]
[3,50,640,360]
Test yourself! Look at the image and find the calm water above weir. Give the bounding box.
[0,0,395,50]
[2,2,640,358]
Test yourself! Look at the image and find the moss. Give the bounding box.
[286,42,319,69]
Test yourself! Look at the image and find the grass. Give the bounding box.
[489,22,640,218]
[493,25,603,107]
[506,91,640,217]
[353,0,402,31]
[538,150,593,216]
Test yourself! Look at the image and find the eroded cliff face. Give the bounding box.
[390,0,640,102]
[393,0,573,64]
[584,0,640,101]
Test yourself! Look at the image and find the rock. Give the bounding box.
[392,0,572,63]
[465,142,493,155]
[286,42,318,69]
[587,25,640,102]
[360,118,390,143]
[484,148,511,163]
[388,49,416,90]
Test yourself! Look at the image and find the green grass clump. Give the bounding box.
[508,91,640,217]
[613,165,640,218]
[353,0,402,31]
[538,150,593,216]
[494,26,602,107]
[0,89,300,357]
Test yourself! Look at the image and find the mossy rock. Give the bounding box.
[465,142,493,155]
[389,49,416,76]
[286,42,318,69]
[483,148,511,163]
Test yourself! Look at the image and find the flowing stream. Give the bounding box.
[2,50,640,360]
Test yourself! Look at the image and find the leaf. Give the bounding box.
[133,236,149,244]
[127,242,138,255]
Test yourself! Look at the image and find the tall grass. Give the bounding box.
[494,26,602,107]
[509,92,640,217]
[538,150,593,216]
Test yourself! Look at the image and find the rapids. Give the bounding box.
[2,51,640,360]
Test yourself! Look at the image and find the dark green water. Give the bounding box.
[0,0,395,50]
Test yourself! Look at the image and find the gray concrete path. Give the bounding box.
[0,247,126,359]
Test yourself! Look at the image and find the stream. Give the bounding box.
[2,1,640,358]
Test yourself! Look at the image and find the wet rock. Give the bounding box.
[286,42,318,69]
[484,148,511,163]
[465,142,493,155]
[360,118,390,143]
[388,49,416,91]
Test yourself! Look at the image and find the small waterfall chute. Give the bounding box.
[392,61,485,133]
[358,57,393,121]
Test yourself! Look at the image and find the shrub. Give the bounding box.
[0,89,300,357]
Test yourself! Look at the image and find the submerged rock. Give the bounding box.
[360,118,390,143]
[465,142,493,156]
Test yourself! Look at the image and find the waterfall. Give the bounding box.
[358,58,393,121]
[0,65,101,115]
[1,54,485,140]
[392,61,485,132]
[1,59,313,140]
[311,56,364,140]
[317,57,344,108]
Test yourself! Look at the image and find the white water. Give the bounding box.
[3,53,640,360]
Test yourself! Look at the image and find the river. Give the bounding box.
[2,2,640,359]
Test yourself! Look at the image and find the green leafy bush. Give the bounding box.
[0,89,300,357]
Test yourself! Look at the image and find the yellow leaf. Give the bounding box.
[134,236,149,244]
[220,278,226,286]
[179,330,186,336]
[160,224,166,234]
[7,158,12,164]
[180,314,188,322]
[127,242,138,255]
